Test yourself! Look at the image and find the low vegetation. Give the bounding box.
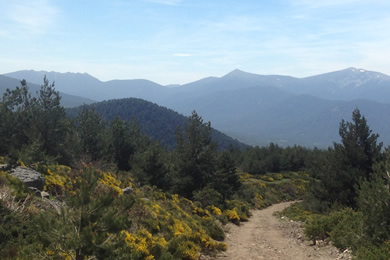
[1,77,388,259]
[279,109,390,259]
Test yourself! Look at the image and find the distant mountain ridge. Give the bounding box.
[0,74,95,108]
[5,67,390,104]
[3,67,390,147]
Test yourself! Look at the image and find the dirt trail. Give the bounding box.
[213,201,343,260]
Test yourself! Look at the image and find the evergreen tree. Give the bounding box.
[33,76,69,158]
[133,142,170,189]
[357,149,390,246]
[76,106,108,161]
[337,108,382,180]
[309,108,383,209]
[0,80,35,155]
[32,166,133,259]
[109,116,134,171]
[212,151,241,201]
[173,111,218,198]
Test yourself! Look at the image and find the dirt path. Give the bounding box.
[213,201,343,260]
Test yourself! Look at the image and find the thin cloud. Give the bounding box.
[174,53,192,57]
[145,0,182,6]
[4,0,59,34]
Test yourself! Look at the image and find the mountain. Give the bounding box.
[65,98,248,150]
[289,68,390,103]
[162,84,390,147]
[4,70,171,102]
[5,68,390,147]
[0,75,95,108]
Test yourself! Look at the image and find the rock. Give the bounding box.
[122,187,133,194]
[40,191,50,199]
[9,166,45,191]
[28,186,42,197]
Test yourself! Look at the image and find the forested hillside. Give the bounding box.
[1,77,389,259]
[66,98,248,150]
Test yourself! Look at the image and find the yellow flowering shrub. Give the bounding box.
[171,218,192,237]
[43,165,72,195]
[122,228,167,260]
[238,171,253,182]
[292,178,308,195]
[192,206,211,219]
[224,209,240,223]
[207,205,222,216]
[274,173,283,180]
[99,172,123,195]
[173,240,200,260]
[253,193,266,208]
[17,160,26,167]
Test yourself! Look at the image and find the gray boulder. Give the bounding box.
[9,166,45,191]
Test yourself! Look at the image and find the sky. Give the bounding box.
[1,0,390,85]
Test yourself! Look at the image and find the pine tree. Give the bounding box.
[357,149,390,246]
[34,76,69,158]
[0,80,35,155]
[173,111,218,198]
[76,106,108,161]
[33,166,134,259]
[212,151,241,201]
[309,108,383,209]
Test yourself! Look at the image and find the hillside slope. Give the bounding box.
[66,98,248,150]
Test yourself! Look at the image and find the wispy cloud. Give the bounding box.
[289,0,366,8]
[2,0,59,34]
[144,0,182,6]
[174,53,192,57]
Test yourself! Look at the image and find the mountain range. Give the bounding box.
[0,74,94,108]
[3,67,390,147]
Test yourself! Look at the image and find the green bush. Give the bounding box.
[355,243,390,260]
[278,202,312,222]
[200,219,225,241]
[304,214,331,243]
[304,208,363,249]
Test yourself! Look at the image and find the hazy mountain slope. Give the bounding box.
[295,68,390,103]
[5,68,390,147]
[0,75,95,107]
[4,70,170,102]
[66,98,248,150]
[164,85,390,147]
[6,68,390,105]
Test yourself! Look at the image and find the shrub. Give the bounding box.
[274,173,283,180]
[355,242,390,260]
[168,237,200,260]
[304,214,331,243]
[200,218,225,241]
[278,202,312,222]
[304,208,363,250]
[193,186,222,207]
[224,209,240,224]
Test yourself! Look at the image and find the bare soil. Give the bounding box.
[210,201,351,260]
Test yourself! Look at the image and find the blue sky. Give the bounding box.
[1,0,389,85]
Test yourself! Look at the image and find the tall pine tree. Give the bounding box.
[309,108,383,209]
[173,111,218,198]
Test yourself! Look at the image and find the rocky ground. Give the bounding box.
[208,201,352,260]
